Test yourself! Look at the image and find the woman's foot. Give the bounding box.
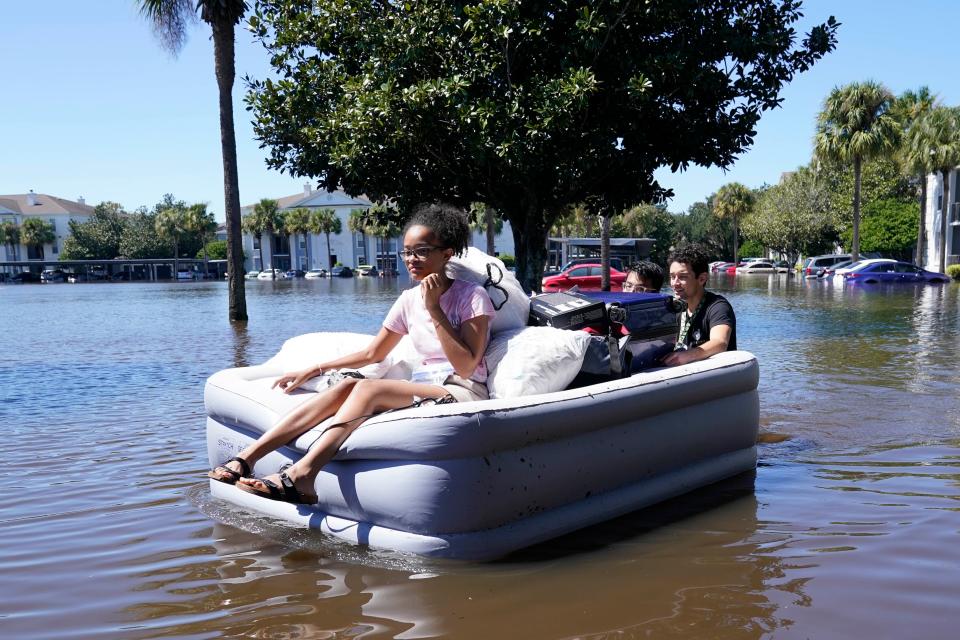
[237,470,318,505]
[207,456,250,484]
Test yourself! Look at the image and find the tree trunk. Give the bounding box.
[212,18,247,321]
[940,169,950,273]
[600,211,611,291]
[257,234,265,275]
[509,208,549,294]
[203,239,210,278]
[174,239,179,278]
[916,173,926,267]
[485,206,496,256]
[851,155,862,262]
[732,217,739,265]
[326,231,332,269]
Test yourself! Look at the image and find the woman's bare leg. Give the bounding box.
[212,378,360,477]
[237,379,448,497]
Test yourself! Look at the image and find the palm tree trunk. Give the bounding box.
[203,236,210,278]
[326,231,332,269]
[916,173,926,267]
[485,206,495,255]
[258,234,265,275]
[733,218,740,265]
[852,155,862,262]
[940,169,950,273]
[600,212,611,291]
[174,238,180,277]
[212,18,248,321]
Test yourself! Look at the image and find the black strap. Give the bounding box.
[482,262,509,310]
[225,456,251,477]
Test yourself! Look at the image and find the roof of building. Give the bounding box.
[241,188,373,214]
[0,193,95,216]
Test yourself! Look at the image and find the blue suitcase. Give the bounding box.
[581,291,680,340]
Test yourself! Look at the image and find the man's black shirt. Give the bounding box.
[677,291,737,351]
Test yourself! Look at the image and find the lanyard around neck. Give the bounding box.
[676,295,706,350]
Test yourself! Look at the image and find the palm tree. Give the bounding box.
[894,87,939,265]
[814,81,900,262]
[366,203,402,272]
[182,203,217,277]
[348,210,370,264]
[155,205,186,277]
[20,218,56,261]
[468,202,503,255]
[283,207,312,270]
[713,182,756,264]
[911,107,960,272]
[0,221,19,262]
[138,0,249,321]
[242,198,283,277]
[309,208,342,270]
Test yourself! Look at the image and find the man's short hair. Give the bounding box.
[629,260,664,291]
[668,244,710,276]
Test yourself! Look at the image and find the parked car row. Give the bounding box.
[542,263,628,292]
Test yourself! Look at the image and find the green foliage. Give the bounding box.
[817,156,913,227]
[120,211,170,259]
[247,0,836,290]
[199,240,229,260]
[738,238,766,259]
[616,204,675,266]
[0,221,19,249]
[946,264,960,280]
[743,166,838,263]
[672,199,733,261]
[59,202,126,260]
[839,199,918,261]
[20,218,56,252]
[498,254,515,268]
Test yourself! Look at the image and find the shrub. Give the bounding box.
[498,254,516,268]
[946,264,960,280]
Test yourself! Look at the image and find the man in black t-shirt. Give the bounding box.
[662,244,737,367]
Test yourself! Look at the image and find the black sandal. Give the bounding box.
[236,471,318,505]
[207,456,251,485]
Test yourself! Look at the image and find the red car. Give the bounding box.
[724,262,747,274]
[541,263,627,292]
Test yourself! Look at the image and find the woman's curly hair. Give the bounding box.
[404,203,471,257]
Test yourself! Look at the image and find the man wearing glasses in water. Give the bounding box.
[661,244,737,367]
[621,260,664,294]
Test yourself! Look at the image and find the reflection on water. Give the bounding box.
[1,277,959,639]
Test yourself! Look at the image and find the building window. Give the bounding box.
[253,236,260,250]
[356,232,365,249]
[52,243,59,255]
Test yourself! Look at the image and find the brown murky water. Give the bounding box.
[1,275,958,639]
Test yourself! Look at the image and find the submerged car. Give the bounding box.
[257,269,287,280]
[40,269,66,283]
[541,263,627,292]
[304,268,327,279]
[244,270,260,280]
[841,261,950,284]
[735,261,781,274]
[330,266,354,278]
[285,269,306,279]
[356,264,378,276]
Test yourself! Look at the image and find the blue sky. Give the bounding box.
[2,1,959,221]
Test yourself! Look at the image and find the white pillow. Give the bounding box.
[485,327,592,399]
[445,247,530,334]
[263,332,396,391]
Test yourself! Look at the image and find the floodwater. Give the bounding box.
[1,274,958,639]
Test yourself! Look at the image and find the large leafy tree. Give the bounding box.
[242,198,282,276]
[60,202,126,260]
[713,182,756,264]
[617,204,676,267]
[247,0,837,292]
[20,218,56,260]
[120,210,170,258]
[814,81,900,262]
[138,0,249,320]
[913,106,960,272]
[893,87,938,264]
[672,199,734,261]
[743,166,838,264]
[309,208,341,270]
[839,199,919,261]
[283,207,312,269]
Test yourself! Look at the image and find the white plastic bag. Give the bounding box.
[484,326,592,398]
[445,247,530,334]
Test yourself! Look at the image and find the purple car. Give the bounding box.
[842,261,950,284]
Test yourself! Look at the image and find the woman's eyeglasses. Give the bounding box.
[398,245,444,261]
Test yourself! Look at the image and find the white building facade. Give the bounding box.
[0,191,94,263]
[922,171,960,271]
[240,185,515,273]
